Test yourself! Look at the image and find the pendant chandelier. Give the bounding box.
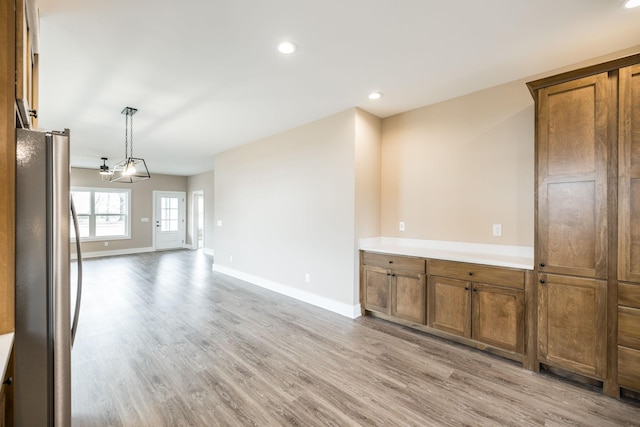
[98,157,112,181]
[110,106,151,183]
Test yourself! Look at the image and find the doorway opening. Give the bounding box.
[192,190,204,249]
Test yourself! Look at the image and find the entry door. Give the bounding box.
[154,191,186,250]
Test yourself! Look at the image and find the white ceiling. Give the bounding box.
[36,0,640,176]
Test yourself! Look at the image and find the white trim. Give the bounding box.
[212,264,361,319]
[71,246,155,260]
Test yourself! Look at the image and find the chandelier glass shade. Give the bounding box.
[110,106,151,183]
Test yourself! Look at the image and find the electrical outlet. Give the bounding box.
[399,221,405,231]
[305,273,310,283]
[229,255,233,262]
[492,224,502,237]
[104,241,109,247]
[217,220,223,227]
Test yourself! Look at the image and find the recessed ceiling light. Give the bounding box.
[624,0,640,7]
[277,41,297,54]
[368,92,383,100]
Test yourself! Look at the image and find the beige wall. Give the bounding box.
[187,170,215,251]
[70,167,188,254]
[213,109,360,306]
[381,79,535,246]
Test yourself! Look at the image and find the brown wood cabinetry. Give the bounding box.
[361,252,529,363]
[538,274,606,379]
[618,64,640,284]
[617,62,640,394]
[528,53,640,397]
[361,252,426,324]
[535,73,609,280]
[618,283,640,391]
[428,260,525,354]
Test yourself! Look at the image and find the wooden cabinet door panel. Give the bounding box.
[428,276,471,338]
[619,282,640,307]
[618,306,640,349]
[472,283,524,354]
[619,64,640,283]
[618,346,640,391]
[392,272,426,324]
[537,73,608,279]
[363,266,389,314]
[538,274,606,379]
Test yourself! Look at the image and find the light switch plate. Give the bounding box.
[492,224,502,237]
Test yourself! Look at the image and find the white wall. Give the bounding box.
[213,109,361,313]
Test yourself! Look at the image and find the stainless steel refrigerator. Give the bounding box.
[15,128,83,427]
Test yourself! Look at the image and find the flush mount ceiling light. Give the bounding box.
[277,41,297,54]
[110,107,151,183]
[368,92,383,100]
[624,0,640,7]
[98,157,112,180]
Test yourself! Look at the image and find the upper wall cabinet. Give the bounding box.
[618,64,640,284]
[536,73,609,280]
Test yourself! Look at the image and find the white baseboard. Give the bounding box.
[72,246,155,260]
[211,264,361,319]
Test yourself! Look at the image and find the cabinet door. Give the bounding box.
[391,271,426,324]
[428,276,471,338]
[472,283,524,354]
[619,64,640,283]
[362,266,390,314]
[537,73,609,279]
[538,274,606,379]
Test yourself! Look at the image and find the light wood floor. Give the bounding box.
[71,250,640,426]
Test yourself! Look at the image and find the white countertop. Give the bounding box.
[0,332,14,380]
[359,237,534,270]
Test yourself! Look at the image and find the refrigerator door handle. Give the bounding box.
[70,195,83,347]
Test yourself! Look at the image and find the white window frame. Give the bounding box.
[71,187,132,242]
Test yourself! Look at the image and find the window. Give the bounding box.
[71,188,131,241]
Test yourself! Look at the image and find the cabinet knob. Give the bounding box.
[539,279,546,284]
[3,376,12,385]
[388,260,393,264]
[468,272,473,276]
[464,287,469,291]
[386,273,391,276]
[539,262,545,268]
[391,274,396,277]
[473,288,477,292]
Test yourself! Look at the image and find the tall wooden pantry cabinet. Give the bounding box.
[528,53,640,398]
[528,53,640,397]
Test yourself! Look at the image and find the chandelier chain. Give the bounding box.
[130,110,133,157]
[124,112,129,159]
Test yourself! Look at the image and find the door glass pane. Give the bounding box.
[161,197,179,231]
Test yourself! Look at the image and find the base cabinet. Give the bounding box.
[618,283,640,391]
[361,252,426,324]
[428,259,525,354]
[538,274,606,379]
[361,252,528,361]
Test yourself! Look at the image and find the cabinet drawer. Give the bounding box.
[619,282,640,308]
[362,252,425,273]
[619,345,640,392]
[428,259,524,289]
[619,306,640,349]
